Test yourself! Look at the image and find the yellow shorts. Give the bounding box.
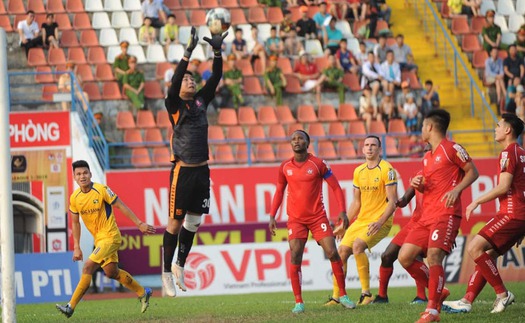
[341,220,392,250]
[89,240,120,268]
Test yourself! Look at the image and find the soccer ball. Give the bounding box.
[206,8,231,35]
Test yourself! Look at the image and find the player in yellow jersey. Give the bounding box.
[325,135,398,306]
[56,160,156,318]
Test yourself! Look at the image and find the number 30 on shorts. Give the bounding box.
[431,229,439,241]
[202,198,210,208]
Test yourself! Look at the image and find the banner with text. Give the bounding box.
[9,111,70,149]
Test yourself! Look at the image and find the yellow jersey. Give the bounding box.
[353,159,397,224]
[69,182,121,244]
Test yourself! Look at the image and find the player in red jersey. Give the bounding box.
[268,130,356,313]
[442,114,525,314]
[397,109,479,323]
[372,173,428,304]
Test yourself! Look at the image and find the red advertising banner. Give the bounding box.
[108,158,500,235]
[9,111,70,148]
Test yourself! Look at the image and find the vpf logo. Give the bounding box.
[184,252,215,290]
[52,239,62,251]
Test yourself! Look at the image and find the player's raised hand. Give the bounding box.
[203,32,229,52]
[73,247,83,262]
[410,175,424,192]
[139,222,156,235]
[268,217,277,236]
[184,26,199,58]
[465,200,479,221]
[367,221,382,236]
[337,211,349,231]
[441,187,460,208]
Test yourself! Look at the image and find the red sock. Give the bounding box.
[290,264,303,303]
[464,265,487,303]
[414,260,429,300]
[474,253,506,294]
[378,266,394,298]
[405,260,429,292]
[427,265,444,311]
[331,259,347,297]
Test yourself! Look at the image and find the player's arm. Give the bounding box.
[200,32,228,105]
[325,174,349,230]
[114,199,156,234]
[368,183,398,236]
[466,170,512,220]
[397,186,415,208]
[334,187,360,238]
[269,165,287,236]
[441,160,479,208]
[71,212,83,261]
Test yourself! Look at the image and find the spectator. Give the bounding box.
[265,26,285,57]
[373,35,389,63]
[421,79,440,116]
[139,17,157,45]
[232,28,249,60]
[284,29,304,58]
[503,45,525,86]
[392,34,417,71]
[355,41,368,66]
[359,86,381,132]
[315,55,345,106]
[505,77,522,109]
[482,10,501,53]
[250,25,267,72]
[223,54,244,108]
[516,85,525,120]
[335,38,359,74]
[280,10,296,40]
[141,0,166,28]
[18,10,43,58]
[313,2,331,39]
[402,92,419,132]
[516,28,525,59]
[163,60,177,95]
[485,47,506,104]
[448,0,481,16]
[324,18,343,55]
[294,51,320,92]
[357,0,379,39]
[57,61,90,111]
[361,51,383,98]
[408,134,426,157]
[376,0,392,25]
[163,14,179,54]
[113,41,131,86]
[396,81,412,116]
[262,0,282,6]
[379,91,397,124]
[346,0,360,21]
[122,56,146,113]
[505,85,517,114]
[297,6,317,40]
[41,13,59,49]
[92,112,115,157]
[380,49,401,94]
[264,55,287,105]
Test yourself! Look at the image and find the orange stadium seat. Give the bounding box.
[289,6,301,21]
[102,81,123,100]
[248,7,267,24]
[201,0,219,9]
[348,120,366,136]
[230,8,248,25]
[317,141,338,160]
[328,122,346,140]
[318,104,338,122]
[255,143,276,163]
[402,71,422,89]
[152,147,172,167]
[338,103,358,121]
[35,66,54,84]
[76,64,94,82]
[276,105,296,124]
[253,59,264,76]
[55,13,72,30]
[225,125,245,141]
[240,0,259,7]
[68,47,87,64]
[144,81,164,99]
[208,125,225,142]
[235,59,254,76]
[48,48,67,66]
[462,34,482,52]
[28,48,47,67]
[87,47,107,65]
[189,10,207,26]
[268,124,287,142]
[218,109,238,126]
[398,136,412,155]
[47,0,66,13]
[388,118,408,134]
[136,110,157,129]
[156,110,172,129]
[385,136,400,157]
[95,64,115,81]
[124,129,144,146]
[155,62,173,80]
[297,105,318,123]
[54,65,67,81]
[343,73,362,91]
[441,1,450,18]
[27,0,45,14]
[131,148,152,168]
[284,75,302,94]
[308,122,326,138]
[41,84,58,101]
[73,13,93,30]
[181,0,200,9]
[277,57,293,75]
[0,1,5,14]
[164,0,181,10]
[220,0,239,8]
[116,111,136,129]
[235,144,255,164]
[276,142,291,160]
[60,30,80,48]
[369,120,386,134]
[208,147,215,164]
[144,128,165,147]
[287,122,304,136]
[314,56,329,71]
[214,145,235,164]
[7,0,25,15]
[66,0,85,12]
[267,7,284,24]
[173,10,189,26]
[238,106,258,126]
[472,50,488,69]
[243,77,265,95]
[82,82,102,100]
[248,125,266,141]
[0,16,12,32]
[471,16,487,34]
[375,20,389,37]
[451,15,471,35]
[257,106,279,125]
[338,141,357,159]
[80,29,100,47]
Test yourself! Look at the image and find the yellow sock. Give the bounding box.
[116,269,145,297]
[69,274,92,309]
[331,262,347,299]
[355,253,370,292]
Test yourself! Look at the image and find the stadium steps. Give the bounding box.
[387,0,497,157]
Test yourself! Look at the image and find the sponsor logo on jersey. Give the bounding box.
[287,169,293,176]
[106,187,116,198]
[387,168,396,181]
[307,169,313,175]
[93,199,99,204]
[453,144,469,162]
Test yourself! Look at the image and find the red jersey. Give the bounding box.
[271,154,343,222]
[420,139,471,226]
[498,143,525,220]
[293,61,319,76]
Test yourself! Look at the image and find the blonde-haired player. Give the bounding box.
[326,135,398,306]
[56,160,156,318]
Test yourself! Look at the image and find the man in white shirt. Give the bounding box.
[18,10,43,57]
[361,51,383,98]
[380,50,401,95]
[142,0,166,28]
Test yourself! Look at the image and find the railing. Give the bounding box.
[414,0,499,129]
[8,71,109,169]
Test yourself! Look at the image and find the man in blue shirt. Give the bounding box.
[313,2,331,40]
[141,0,166,28]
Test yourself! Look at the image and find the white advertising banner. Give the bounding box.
[46,186,66,229]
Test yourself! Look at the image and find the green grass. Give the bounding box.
[15,282,525,323]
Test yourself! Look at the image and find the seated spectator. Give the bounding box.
[380,49,401,94]
[250,25,267,72]
[448,0,481,16]
[361,51,383,98]
[324,18,343,55]
[355,0,379,39]
[396,81,412,115]
[392,34,417,72]
[264,55,287,105]
[297,6,317,40]
[505,77,522,109]
[265,26,285,57]
[142,0,166,28]
[421,79,440,116]
[113,41,131,85]
[163,14,179,54]
[262,0,282,6]
[505,85,517,114]
[122,56,146,113]
[516,85,525,120]
[335,38,359,74]
[402,93,419,132]
[294,51,320,92]
[224,54,244,108]
[516,28,525,59]
[280,10,296,40]
[232,28,249,60]
[139,17,157,45]
[379,91,397,124]
[313,2,331,39]
[482,10,501,53]
[58,61,90,111]
[284,29,304,58]
[355,41,368,66]
[359,86,381,132]
[485,47,506,104]
[163,60,177,95]
[347,0,363,21]
[373,35,389,63]
[315,55,345,106]
[376,0,392,25]
[41,13,59,49]
[18,10,43,58]
[503,45,525,86]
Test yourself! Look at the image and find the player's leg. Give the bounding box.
[104,262,153,313]
[399,243,429,294]
[289,238,307,313]
[173,212,201,291]
[353,238,374,305]
[374,241,400,302]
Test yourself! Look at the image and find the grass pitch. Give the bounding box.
[15,282,525,323]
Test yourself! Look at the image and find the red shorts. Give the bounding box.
[404,215,461,254]
[287,216,333,242]
[478,215,525,255]
[391,219,416,247]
